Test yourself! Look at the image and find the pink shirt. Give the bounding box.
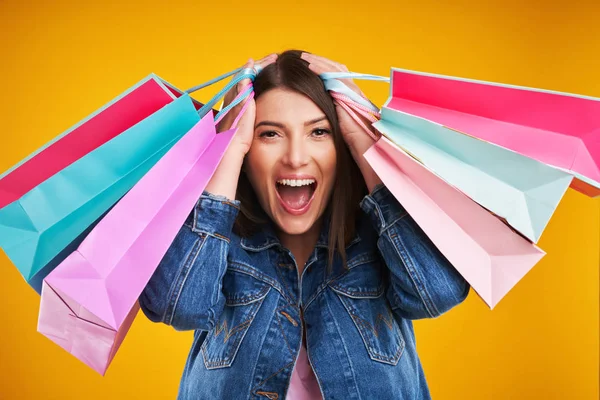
[286,342,323,399]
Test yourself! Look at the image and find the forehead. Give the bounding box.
[255,88,327,123]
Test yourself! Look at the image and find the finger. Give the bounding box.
[237,58,254,94]
[255,53,277,64]
[301,52,346,71]
[306,58,343,74]
[302,55,362,95]
[304,58,344,75]
[303,55,341,72]
[302,53,352,86]
[255,53,278,68]
[254,53,278,73]
[305,61,361,94]
[303,56,348,79]
[224,58,253,105]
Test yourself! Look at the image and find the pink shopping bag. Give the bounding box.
[364,137,546,309]
[38,109,238,375]
[384,68,600,197]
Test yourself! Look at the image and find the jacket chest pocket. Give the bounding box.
[201,268,270,369]
[329,259,405,366]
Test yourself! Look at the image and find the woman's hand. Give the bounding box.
[217,54,278,156]
[300,52,382,192]
[300,52,380,156]
[206,54,277,200]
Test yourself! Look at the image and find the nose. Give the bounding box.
[282,135,310,168]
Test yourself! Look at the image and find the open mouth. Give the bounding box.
[275,178,317,215]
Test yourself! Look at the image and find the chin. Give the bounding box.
[273,214,317,236]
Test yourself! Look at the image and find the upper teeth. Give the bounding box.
[277,179,315,187]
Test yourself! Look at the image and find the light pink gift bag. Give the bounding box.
[37,79,252,374]
[364,137,546,309]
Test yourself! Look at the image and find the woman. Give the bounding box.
[139,50,470,399]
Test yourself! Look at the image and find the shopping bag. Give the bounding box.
[364,136,546,309]
[0,74,192,209]
[384,68,600,197]
[0,94,201,293]
[375,108,573,243]
[37,72,255,375]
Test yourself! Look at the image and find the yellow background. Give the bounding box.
[0,1,598,399]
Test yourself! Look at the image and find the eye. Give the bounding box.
[258,130,279,139]
[312,128,331,138]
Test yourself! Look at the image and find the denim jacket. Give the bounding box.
[139,184,470,400]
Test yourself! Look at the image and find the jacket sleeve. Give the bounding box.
[139,191,239,331]
[360,184,470,320]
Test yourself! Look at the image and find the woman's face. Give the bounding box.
[245,88,337,236]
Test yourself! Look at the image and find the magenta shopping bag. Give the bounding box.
[0,74,193,209]
[385,68,600,197]
[36,66,255,374]
[38,109,238,374]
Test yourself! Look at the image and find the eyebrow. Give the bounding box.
[254,116,328,130]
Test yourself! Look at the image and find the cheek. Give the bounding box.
[315,143,337,189]
[244,145,276,204]
[316,143,337,176]
[249,134,277,164]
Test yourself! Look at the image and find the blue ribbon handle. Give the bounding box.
[186,68,242,93]
[185,67,257,120]
[319,72,389,111]
[213,85,254,122]
[319,72,389,82]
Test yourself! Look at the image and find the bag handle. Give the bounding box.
[185,67,243,93]
[331,92,381,142]
[185,67,387,132]
[319,72,389,82]
[214,83,254,129]
[319,72,388,112]
[185,67,257,120]
[318,71,389,142]
[323,79,379,111]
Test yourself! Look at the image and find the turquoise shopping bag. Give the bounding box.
[0,65,255,293]
[375,107,573,243]
[0,95,200,292]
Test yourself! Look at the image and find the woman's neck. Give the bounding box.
[277,218,323,277]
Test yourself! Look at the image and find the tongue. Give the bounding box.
[278,185,312,210]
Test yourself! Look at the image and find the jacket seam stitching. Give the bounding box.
[275,305,295,358]
[226,285,271,306]
[336,292,403,364]
[272,261,298,304]
[381,229,440,318]
[162,236,200,324]
[190,229,232,242]
[166,235,208,326]
[325,293,362,400]
[229,261,287,300]
[303,283,328,311]
[253,361,295,394]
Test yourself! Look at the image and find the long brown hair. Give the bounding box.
[234,50,367,270]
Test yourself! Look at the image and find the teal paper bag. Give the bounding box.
[375,107,573,243]
[0,95,200,291]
